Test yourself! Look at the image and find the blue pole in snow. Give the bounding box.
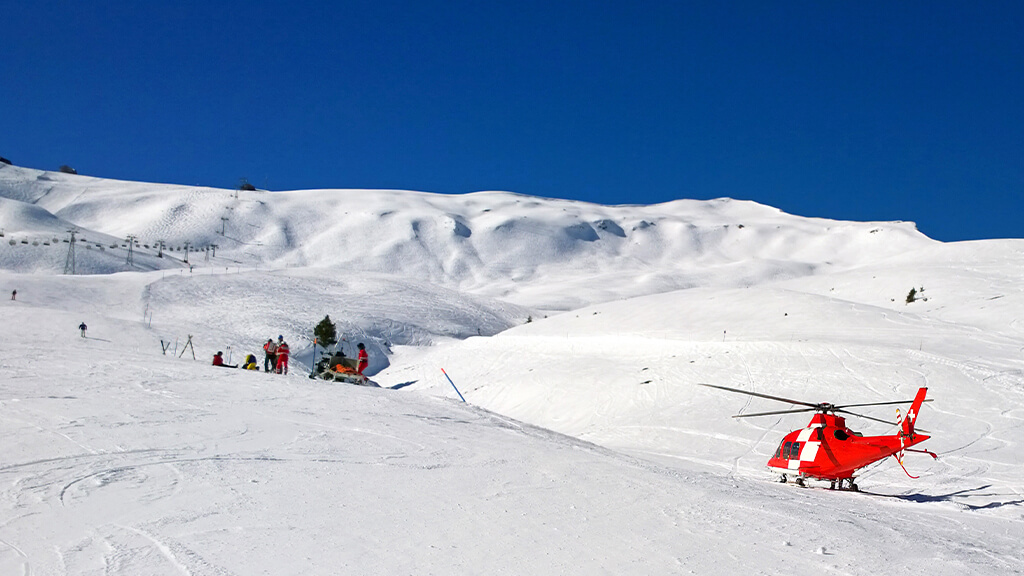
[441,368,466,402]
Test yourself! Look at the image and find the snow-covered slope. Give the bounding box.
[1,164,1022,574]
[8,303,1020,575]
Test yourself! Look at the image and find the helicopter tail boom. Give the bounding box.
[901,387,928,436]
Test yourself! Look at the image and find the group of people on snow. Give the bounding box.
[212,351,260,370]
[263,336,291,374]
[212,335,291,373]
[211,336,370,378]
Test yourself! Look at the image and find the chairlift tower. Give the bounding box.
[182,241,191,264]
[220,216,229,236]
[125,234,137,266]
[63,230,77,275]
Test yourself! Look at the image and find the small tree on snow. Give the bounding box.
[314,315,338,347]
[906,288,917,304]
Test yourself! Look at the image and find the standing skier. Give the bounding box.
[275,339,290,374]
[78,322,87,337]
[263,338,277,372]
[356,343,368,375]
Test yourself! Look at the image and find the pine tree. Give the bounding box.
[314,315,338,347]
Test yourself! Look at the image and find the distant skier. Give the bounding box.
[356,343,368,375]
[78,322,87,337]
[10,289,15,300]
[263,338,277,372]
[276,339,290,374]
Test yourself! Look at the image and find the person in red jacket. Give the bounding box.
[275,340,290,374]
[356,343,368,375]
[212,351,237,368]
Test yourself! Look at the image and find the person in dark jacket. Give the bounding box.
[328,348,348,370]
[263,338,277,372]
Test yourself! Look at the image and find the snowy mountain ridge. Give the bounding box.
[0,163,933,310]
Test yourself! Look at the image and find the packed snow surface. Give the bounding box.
[1,164,1022,574]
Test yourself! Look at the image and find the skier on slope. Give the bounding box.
[78,322,87,337]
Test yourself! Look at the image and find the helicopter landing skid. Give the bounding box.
[779,473,808,488]
[829,478,859,491]
[779,473,858,491]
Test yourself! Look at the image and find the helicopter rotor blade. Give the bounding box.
[835,399,933,410]
[732,408,817,419]
[697,383,820,409]
[836,409,932,433]
[835,409,898,427]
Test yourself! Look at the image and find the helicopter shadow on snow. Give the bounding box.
[862,484,1024,510]
[388,380,417,390]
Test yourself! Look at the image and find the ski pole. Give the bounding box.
[440,368,466,402]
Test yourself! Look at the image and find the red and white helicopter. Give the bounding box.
[700,383,938,491]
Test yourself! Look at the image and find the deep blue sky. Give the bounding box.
[2,1,1021,241]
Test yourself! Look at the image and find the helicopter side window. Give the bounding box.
[833,429,850,441]
[781,441,801,459]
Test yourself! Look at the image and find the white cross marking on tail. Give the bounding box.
[908,409,915,421]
